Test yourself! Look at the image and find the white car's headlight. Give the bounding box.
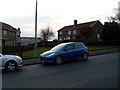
[16,56,22,60]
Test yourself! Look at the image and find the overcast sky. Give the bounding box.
[0,0,119,39]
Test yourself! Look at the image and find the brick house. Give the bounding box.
[58,20,103,42]
[0,22,20,46]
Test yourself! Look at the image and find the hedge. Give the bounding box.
[2,45,34,54]
[2,40,120,54]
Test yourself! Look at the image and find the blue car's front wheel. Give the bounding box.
[56,56,63,65]
[82,53,88,60]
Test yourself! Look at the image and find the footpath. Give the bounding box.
[23,48,120,66]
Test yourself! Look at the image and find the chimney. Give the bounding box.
[74,19,77,25]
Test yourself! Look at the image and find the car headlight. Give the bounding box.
[16,56,22,60]
[47,53,55,57]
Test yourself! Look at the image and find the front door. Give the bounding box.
[63,44,75,60]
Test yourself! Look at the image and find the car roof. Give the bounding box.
[60,42,83,45]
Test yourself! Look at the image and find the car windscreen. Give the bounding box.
[50,44,66,51]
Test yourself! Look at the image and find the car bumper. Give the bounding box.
[17,61,23,68]
[18,64,23,67]
[40,56,55,64]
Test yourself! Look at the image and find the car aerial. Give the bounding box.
[40,42,89,65]
[0,54,23,72]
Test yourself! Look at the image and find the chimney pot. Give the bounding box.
[74,19,77,25]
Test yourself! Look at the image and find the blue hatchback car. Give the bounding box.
[40,42,89,64]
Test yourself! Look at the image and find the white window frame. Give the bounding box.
[4,30,7,35]
[73,30,77,34]
[68,31,71,35]
[67,36,70,40]
[97,33,100,39]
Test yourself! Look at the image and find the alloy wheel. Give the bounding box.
[82,53,88,60]
[6,61,17,71]
[56,56,63,65]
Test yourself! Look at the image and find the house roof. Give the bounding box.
[58,20,100,32]
[0,22,17,32]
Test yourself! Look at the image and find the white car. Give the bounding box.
[0,54,23,72]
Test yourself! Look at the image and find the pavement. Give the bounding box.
[23,48,120,66]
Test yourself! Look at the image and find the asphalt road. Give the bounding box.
[2,52,119,88]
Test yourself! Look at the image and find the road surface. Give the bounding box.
[2,52,119,88]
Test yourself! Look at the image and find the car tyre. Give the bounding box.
[56,56,63,65]
[82,53,88,61]
[5,61,17,72]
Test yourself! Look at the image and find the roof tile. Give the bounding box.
[58,20,99,32]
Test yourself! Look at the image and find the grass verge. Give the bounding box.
[87,46,118,51]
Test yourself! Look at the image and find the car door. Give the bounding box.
[62,44,75,60]
[73,43,83,58]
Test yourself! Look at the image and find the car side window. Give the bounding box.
[65,44,74,51]
[74,43,82,49]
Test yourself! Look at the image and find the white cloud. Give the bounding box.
[0,0,119,38]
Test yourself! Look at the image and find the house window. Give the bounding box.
[97,33,100,39]
[73,36,76,39]
[64,37,66,40]
[4,30,7,35]
[97,33,102,41]
[59,38,62,41]
[68,31,71,35]
[59,31,62,35]
[67,36,70,40]
[73,30,77,34]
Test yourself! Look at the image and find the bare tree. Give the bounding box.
[108,2,120,22]
[40,25,55,42]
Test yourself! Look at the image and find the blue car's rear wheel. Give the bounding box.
[56,56,63,65]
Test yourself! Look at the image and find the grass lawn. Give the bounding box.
[87,46,117,51]
[21,46,118,59]
[22,47,51,59]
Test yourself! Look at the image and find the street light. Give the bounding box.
[34,0,38,59]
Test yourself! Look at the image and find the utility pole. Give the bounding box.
[34,0,38,59]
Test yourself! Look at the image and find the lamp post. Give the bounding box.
[16,28,22,58]
[34,0,38,59]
